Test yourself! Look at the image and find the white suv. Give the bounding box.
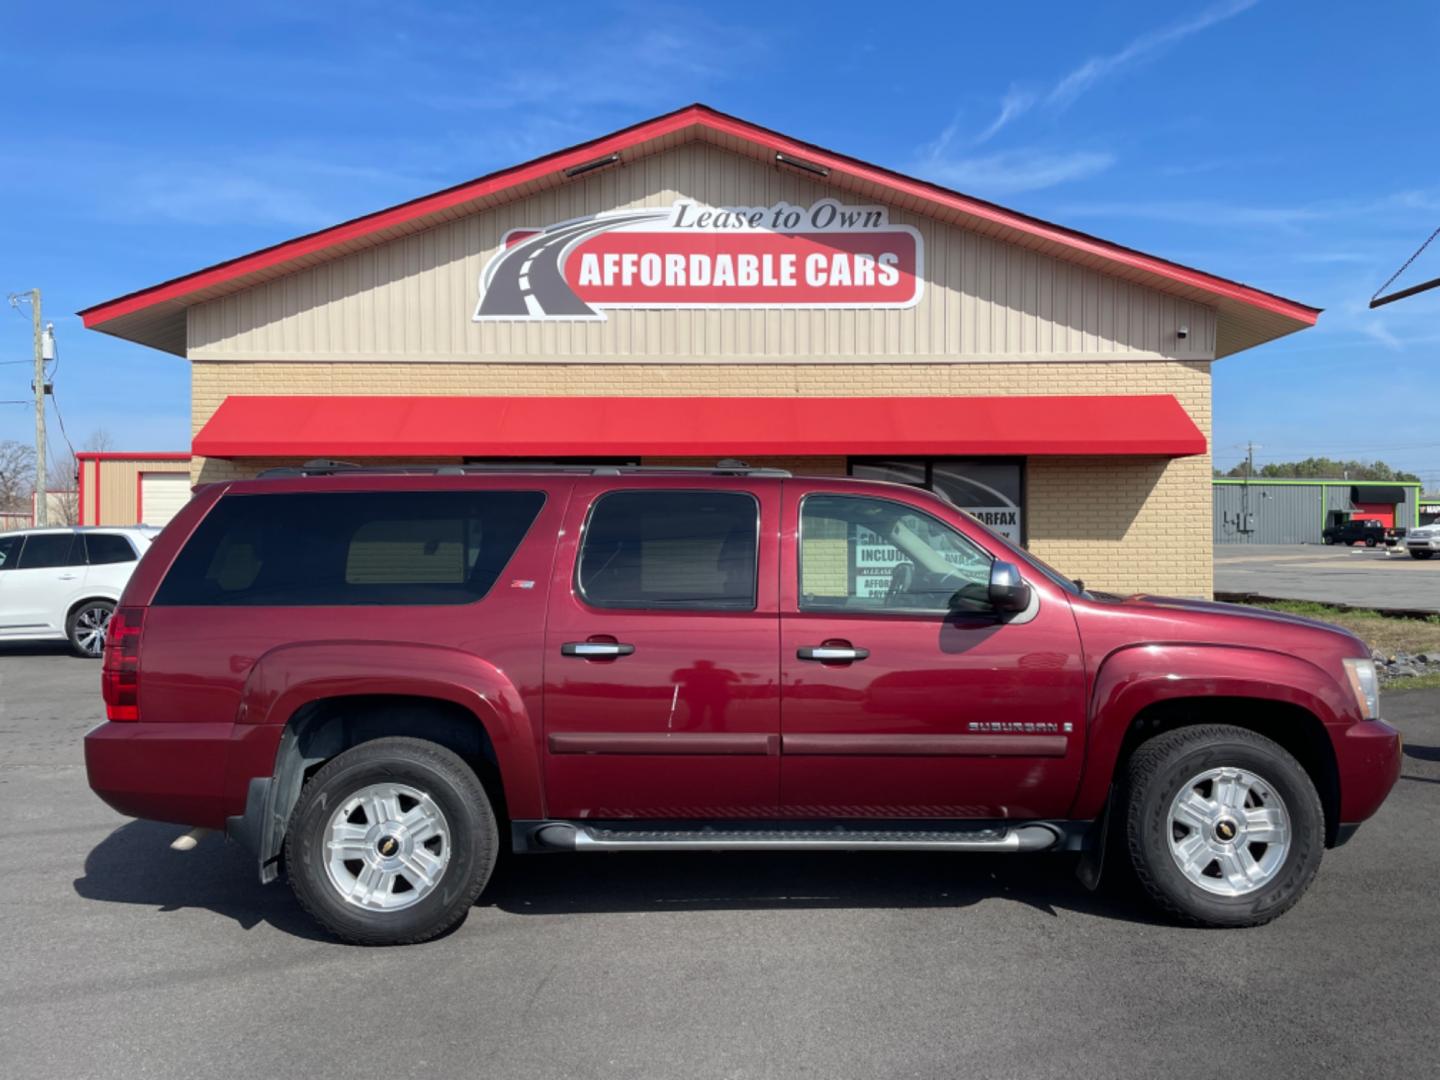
[1406,524,1438,560]
[0,527,159,656]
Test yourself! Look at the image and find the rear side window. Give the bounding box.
[153,490,544,606]
[0,535,21,570]
[17,533,82,569]
[577,490,758,610]
[85,533,137,565]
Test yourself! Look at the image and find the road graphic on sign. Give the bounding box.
[474,210,669,320]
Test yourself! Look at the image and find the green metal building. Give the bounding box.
[1213,478,1423,544]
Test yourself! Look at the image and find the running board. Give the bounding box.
[527,822,1062,853]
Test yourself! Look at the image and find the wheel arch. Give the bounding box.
[65,593,118,625]
[234,691,514,884]
[1111,696,1341,846]
[1075,644,1352,846]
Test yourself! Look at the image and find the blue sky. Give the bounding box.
[2,1,1437,482]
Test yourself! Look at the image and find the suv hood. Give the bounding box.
[1107,593,1369,654]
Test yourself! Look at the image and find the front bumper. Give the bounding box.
[84,721,235,829]
[1335,718,1403,828]
[1405,537,1439,550]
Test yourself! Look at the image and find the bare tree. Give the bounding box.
[44,430,121,526]
[0,440,36,514]
[85,429,116,453]
[47,451,80,526]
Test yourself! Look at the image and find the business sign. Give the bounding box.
[474,199,923,321]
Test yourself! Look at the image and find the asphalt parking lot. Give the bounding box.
[3,647,1438,1080]
[1216,543,1440,612]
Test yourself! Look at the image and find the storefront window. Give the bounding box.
[848,458,1024,544]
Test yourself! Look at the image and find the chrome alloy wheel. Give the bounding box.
[324,783,451,912]
[73,605,111,657]
[1167,766,1291,897]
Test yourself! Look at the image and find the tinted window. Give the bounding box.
[0,535,21,570]
[85,533,137,565]
[800,495,992,614]
[17,533,83,569]
[578,491,757,610]
[153,491,544,606]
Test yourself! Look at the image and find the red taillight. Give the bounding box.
[101,606,146,722]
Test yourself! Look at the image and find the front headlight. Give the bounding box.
[1343,657,1381,720]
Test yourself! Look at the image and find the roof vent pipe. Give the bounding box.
[775,151,828,178]
[564,153,621,179]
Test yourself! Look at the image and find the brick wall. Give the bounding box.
[190,359,1213,596]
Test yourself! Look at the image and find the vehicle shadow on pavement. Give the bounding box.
[76,822,1170,934]
[73,820,330,941]
[0,643,90,659]
[1403,741,1440,763]
[482,848,1170,927]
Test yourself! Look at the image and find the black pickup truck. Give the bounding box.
[1322,519,1401,547]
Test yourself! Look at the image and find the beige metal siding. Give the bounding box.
[188,143,1216,364]
[90,458,190,525]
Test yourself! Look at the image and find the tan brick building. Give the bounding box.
[81,105,1317,597]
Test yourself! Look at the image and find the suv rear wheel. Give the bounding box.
[285,736,498,945]
[67,600,114,658]
[1124,725,1323,927]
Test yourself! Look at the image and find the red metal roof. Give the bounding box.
[192,395,1207,459]
[79,104,1318,358]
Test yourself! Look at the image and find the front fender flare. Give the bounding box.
[1070,643,1351,820]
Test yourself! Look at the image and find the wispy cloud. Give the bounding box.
[973,86,1037,145]
[965,0,1260,143]
[921,149,1116,196]
[1047,0,1260,110]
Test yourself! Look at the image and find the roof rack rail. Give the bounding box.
[255,460,792,479]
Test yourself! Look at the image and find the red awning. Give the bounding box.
[192,395,1206,459]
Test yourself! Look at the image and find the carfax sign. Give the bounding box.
[475,199,923,320]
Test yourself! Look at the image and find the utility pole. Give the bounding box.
[30,289,46,526]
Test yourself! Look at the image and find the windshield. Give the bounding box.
[950,505,1093,599]
[876,483,1104,600]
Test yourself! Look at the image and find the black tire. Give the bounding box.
[1411,550,1434,560]
[66,599,114,658]
[285,736,498,945]
[1124,725,1324,928]
[1322,536,1335,545]
[1365,537,1377,548]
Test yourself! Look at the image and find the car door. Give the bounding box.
[82,531,141,593]
[778,484,1087,820]
[542,479,781,819]
[0,534,26,632]
[3,532,86,635]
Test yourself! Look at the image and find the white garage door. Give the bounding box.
[139,472,191,527]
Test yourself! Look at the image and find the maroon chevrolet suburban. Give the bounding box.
[85,464,1402,944]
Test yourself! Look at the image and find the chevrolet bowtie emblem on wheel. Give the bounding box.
[378,837,398,857]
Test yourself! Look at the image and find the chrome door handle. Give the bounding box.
[57,573,79,581]
[797,645,870,662]
[561,642,636,658]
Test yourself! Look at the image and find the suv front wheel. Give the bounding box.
[1124,725,1324,927]
[285,736,498,945]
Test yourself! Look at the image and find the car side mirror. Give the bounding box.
[988,560,1031,613]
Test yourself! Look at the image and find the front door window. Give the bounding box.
[849,458,1024,544]
[800,494,993,615]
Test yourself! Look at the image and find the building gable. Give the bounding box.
[187,142,1215,364]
